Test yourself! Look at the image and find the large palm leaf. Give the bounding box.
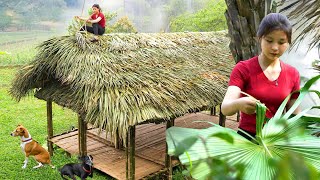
[279,0,320,50]
[167,75,320,180]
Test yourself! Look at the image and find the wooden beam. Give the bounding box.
[165,119,174,180]
[219,104,226,127]
[47,100,53,156]
[78,114,87,156]
[128,125,136,180]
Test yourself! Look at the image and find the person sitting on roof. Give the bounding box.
[75,4,106,42]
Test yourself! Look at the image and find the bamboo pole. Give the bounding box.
[47,100,53,156]
[115,128,119,149]
[210,106,217,116]
[126,132,129,180]
[115,128,123,149]
[165,119,174,180]
[128,125,136,180]
[78,114,87,157]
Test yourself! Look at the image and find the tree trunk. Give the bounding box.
[224,0,276,63]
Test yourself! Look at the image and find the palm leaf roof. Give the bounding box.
[279,0,320,50]
[10,31,233,140]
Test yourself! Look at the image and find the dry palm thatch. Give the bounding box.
[10,31,233,141]
[279,0,320,50]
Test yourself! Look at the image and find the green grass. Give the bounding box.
[0,67,112,179]
[0,67,185,179]
[0,31,63,66]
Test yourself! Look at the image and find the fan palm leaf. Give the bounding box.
[167,75,320,180]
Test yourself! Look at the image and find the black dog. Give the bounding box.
[59,155,93,180]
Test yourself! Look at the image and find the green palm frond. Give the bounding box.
[279,0,320,50]
[167,75,320,180]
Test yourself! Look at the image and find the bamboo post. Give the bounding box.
[126,132,129,180]
[219,104,226,127]
[47,100,53,156]
[210,106,217,116]
[165,119,174,180]
[128,125,136,180]
[115,128,119,149]
[115,128,123,149]
[78,114,87,157]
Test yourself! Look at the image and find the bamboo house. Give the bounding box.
[10,31,234,179]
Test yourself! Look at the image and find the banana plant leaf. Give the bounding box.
[166,75,320,180]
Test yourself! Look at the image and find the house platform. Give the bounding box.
[50,112,238,180]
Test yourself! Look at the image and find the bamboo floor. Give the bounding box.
[50,112,239,180]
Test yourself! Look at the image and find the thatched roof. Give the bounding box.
[10,31,233,140]
[280,0,320,50]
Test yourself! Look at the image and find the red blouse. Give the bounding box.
[229,56,300,133]
[91,12,105,28]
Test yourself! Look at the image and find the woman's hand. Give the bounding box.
[221,86,258,116]
[237,97,257,115]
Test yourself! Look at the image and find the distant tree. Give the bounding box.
[108,16,137,33]
[163,0,213,32]
[170,0,226,32]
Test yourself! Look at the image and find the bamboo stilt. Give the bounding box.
[78,114,87,156]
[126,133,129,180]
[128,125,136,180]
[47,100,53,156]
[165,119,174,180]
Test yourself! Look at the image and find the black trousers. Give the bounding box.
[80,23,105,35]
[237,129,256,141]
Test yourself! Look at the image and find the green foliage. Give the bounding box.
[163,1,185,18]
[272,152,319,180]
[108,16,137,33]
[166,75,320,180]
[170,0,227,32]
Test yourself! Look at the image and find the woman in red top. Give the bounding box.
[76,4,106,42]
[221,13,301,140]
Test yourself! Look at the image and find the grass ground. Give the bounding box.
[0,31,116,179]
[0,31,62,66]
[0,67,112,179]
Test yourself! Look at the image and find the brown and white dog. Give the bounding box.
[10,124,54,169]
